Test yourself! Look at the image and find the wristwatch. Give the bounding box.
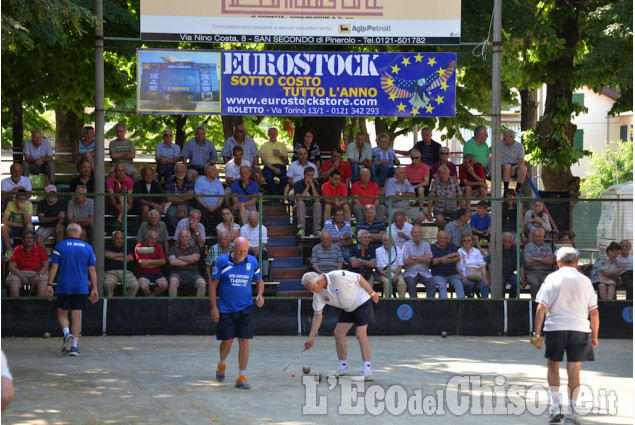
[398,191,402,196]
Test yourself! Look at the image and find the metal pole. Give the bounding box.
[490,0,503,298]
[94,0,105,297]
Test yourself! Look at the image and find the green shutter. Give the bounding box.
[574,129,584,158]
[572,93,585,107]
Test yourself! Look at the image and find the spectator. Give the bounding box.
[463,125,490,170]
[502,189,521,236]
[372,132,399,187]
[320,147,352,186]
[413,127,442,168]
[174,209,206,248]
[194,164,224,232]
[430,230,464,298]
[136,209,170,254]
[347,131,375,183]
[405,149,429,210]
[22,130,55,184]
[155,128,181,184]
[444,208,472,247]
[134,230,168,296]
[501,129,527,195]
[181,125,218,179]
[427,165,463,229]
[66,185,94,241]
[205,230,232,272]
[321,171,351,223]
[69,159,95,195]
[287,146,318,187]
[133,166,165,222]
[459,153,488,199]
[523,228,554,298]
[224,145,251,189]
[470,201,491,247]
[72,126,95,169]
[348,229,376,285]
[523,201,552,238]
[1,191,33,257]
[231,165,259,225]
[240,211,269,277]
[216,207,240,242]
[389,211,413,249]
[375,234,406,298]
[292,129,321,170]
[1,163,31,203]
[351,167,385,223]
[293,166,322,238]
[322,207,353,262]
[35,185,66,247]
[5,230,48,296]
[103,230,139,297]
[457,233,490,298]
[385,167,422,223]
[108,122,139,180]
[430,147,458,181]
[260,127,288,196]
[311,230,344,274]
[486,232,525,298]
[402,225,434,298]
[168,229,206,297]
[591,241,627,300]
[165,163,195,229]
[356,204,387,252]
[221,123,262,185]
[618,239,633,299]
[106,163,134,229]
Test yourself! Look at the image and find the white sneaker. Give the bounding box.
[564,416,581,425]
[548,403,564,423]
[326,368,348,378]
[351,370,374,382]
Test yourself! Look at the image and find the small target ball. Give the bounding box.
[291,373,295,377]
[43,332,51,339]
[441,331,448,338]
[302,365,311,374]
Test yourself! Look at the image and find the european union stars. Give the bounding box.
[380,54,456,117]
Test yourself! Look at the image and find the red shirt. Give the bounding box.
[459,162,486,186]
[134,243,165,276]
[351,181,380,206]
[321,181,348,202]
[321,160,352,182]
[405,162,430,184]
[10,244,48,272]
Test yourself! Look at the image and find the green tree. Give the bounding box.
[580,140,633,198]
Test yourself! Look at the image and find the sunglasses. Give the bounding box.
[163,134,173,137]
[440,152,450,155]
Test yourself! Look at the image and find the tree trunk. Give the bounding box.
[222,116,243,139]
[55,105,84,150]
[295,117,346,152]
[10,94,24,164]
[174,115,188,148]
[519,89,537,132]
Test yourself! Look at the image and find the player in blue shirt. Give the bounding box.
[46,224,98,356]
[209,237,264,389]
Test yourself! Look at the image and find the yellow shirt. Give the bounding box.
[260,141,288,166]
[4,200,33,224]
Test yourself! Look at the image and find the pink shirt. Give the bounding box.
[405,162,430,184]
[106,176,134,193]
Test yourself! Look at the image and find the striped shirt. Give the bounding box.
[311,243,343,273]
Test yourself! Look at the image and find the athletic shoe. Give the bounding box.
[296,228,305,237]
[313,230,321,237]
[351,370,374,382]
[4,250,12,260]
[326,368,348,379]
[235,374,250,389]
[61,333,73,355]
[549,404,564,423]
[68,346,80,356]
[564,416,581,425]
[215,362,226,382]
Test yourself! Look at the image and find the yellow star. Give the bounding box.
[435,95,444,104]
[426,104,434,113]
[397,103,407,112]
[391,65,401,74]
[436,66,446,76]
[440,82,449,91]
[414,53,423,63]
[385,78,394,87]
[427,57,437,66]
[401,57,411,66]
[410,107,419,116]
[389,92,398,101]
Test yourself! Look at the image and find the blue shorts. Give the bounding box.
[56,293,89,311]
[338,298,374,327]
[217,304,255,340]
[544,331,595,363]
[137,273,165,283]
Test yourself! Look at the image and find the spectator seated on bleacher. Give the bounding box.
[459,154,488,199]
[347,131,375,183]
[402,225,434,298]
[523,228,554,298]
[155,128,180,184]
[133,166,165,222]
[174,209,206,249]
[216,207,240,242]
[523,201,552,240]
[430,230,464,298]
[348,229,376,285]
[426,165,463,230]
[618,239,633,300]
[72,126,95,169]
[321,171,350,223]
[168,229,206,297]
[221,123,262,186]
[109,123,139,180]
[181,125,218,180]
[320,147,351,186]
[103,230,139,297]
[134,230,168,296]
[463,125,491,173]
[293,166,322,238]
[260,127,289,196]
[501,129,527,195]
[389,211,413,250]
[591,241,628,300]
[385,167,423,223]
[485,232,524,298]
[502,189,520,238]
[136,209,170,254]
[350,167,385,223]
[457,233,489,298]
[356,204,386,253]
[470,201,491,250]
[231,165,259,226]
[205,230,232,272]
[322,207,353,263]
[35,185,66,247]
[375,233,406,298]
[310,230,343,274]
[69,159,95,195]
[106,163,134,230]
[405,149,429,210]
[1,163,31,204]
[194,164,224,232]
[2,191,33,258]
[240,211,269,277]
[165,163,195,229]
[292,129,322,171]
[371,132,399,188]
[22,130,55,185]
[5,229,48,297]
[287,147,318,190]
[224,145,251,202]
[430,147,458,181]
[66,185,94,242]
[444,208,472,247]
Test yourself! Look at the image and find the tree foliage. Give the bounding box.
[580,140,633,198]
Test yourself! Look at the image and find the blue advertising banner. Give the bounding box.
[137,49,456,117]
